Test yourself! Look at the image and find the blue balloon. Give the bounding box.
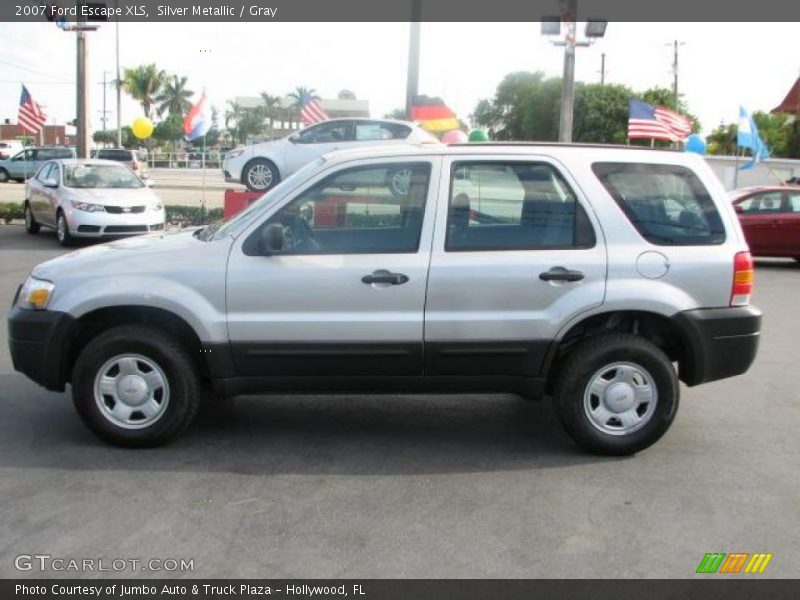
[685,133,706,154]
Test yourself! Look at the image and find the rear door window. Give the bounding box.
[355,121,412,141]
[592,162,725,245]
[445,161,595,251]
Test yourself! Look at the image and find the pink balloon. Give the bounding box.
[441,129,468,144]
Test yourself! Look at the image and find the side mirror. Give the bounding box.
[288,134,299,144]
[734,204,744,214]
[260,223,285,255]
[43,178,58,188]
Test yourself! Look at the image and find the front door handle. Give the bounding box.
[539,266,585,282]
[361,269,409,285]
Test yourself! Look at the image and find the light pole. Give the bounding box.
[405,0,422,118]
[542,1,607,142]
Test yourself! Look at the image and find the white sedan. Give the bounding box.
[223,118,439,192]
[24,159,166,246]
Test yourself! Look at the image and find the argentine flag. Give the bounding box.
[737,106,769,170]
[183,91,211,142]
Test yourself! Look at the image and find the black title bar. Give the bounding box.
[4,0,800,22]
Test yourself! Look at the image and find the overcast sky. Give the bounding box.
[0,21,797,137]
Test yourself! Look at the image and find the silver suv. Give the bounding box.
[8,144,762,454]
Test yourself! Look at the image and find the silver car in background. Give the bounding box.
[24,159,165,246]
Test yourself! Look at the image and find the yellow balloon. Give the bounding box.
[131,116,154,139]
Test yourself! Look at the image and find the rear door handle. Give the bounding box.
[361,269,409,285]
[539,266,585,282]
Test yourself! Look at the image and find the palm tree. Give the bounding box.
[260,92,281,139]
[288,86,320,128]
[122,64,166,119]
[155,75,194,118]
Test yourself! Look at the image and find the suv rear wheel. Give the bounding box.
[72,325,201,447]
[552,334,679,456]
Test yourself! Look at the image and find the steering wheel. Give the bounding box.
[287,216,320,252]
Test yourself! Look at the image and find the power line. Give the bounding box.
[0,58,73,83]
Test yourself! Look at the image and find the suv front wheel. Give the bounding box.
[552,334,679,456]
[72,325,201,447]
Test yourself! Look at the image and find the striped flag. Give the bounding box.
[297,91,329,125]
[18,85,47,134]
[628,99,692,142]
[411,96,460,133]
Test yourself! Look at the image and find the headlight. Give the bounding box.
[151,201,163,211]
[70,200,105,212]
[226,149,244,159]
[17,276,55,310]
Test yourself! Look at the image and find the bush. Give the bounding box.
[165,205,223,227]
[0,202,24,224]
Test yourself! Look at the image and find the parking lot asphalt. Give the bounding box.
[0,224,798,579]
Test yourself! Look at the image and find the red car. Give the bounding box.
[731,185,800,261]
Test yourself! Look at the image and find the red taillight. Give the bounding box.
[731,251,754,306]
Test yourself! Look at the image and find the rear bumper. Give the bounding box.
[674,306,762,386]
[8,306,74,392]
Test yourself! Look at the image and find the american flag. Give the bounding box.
[18,85,47,134]
[628,99,692,142]
[297,91,329,125]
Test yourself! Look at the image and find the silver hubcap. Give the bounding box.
[247,163,273,190]
[583,362,657,436]
[25,206,31,227]
[391,169,412,195]
[93,354,170,429]
[57,216,66,241]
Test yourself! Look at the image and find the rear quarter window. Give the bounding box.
[592,162,725,246]
[97,149,133,161]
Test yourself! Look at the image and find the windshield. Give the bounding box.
[204,158,326,241]
[64,164,144,189]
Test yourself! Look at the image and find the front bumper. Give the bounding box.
[65,206,165,237]
[8,304,75,391]
[674,305,762,386]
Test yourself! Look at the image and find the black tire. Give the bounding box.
[0,168,9,183]
[72,325,201,447]
[24,202,40,234]
[55,210,74,247]
[242,158,279,192]
[552,333,679,456]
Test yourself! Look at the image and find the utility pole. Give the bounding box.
[76,0,89,158]
[558,0,578,142]
[115,0,122,147]
[669,40,685,111]
[404,0,421,119]
[100,71,111,147]
[600,52,606,85]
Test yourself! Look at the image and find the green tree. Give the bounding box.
[152,113,184,150]
[155,75,194,118]
[384,107,408,120]
[573,83,632,144]
[122,64,167,119]
[705,122,737,156]
[260,92,282,138]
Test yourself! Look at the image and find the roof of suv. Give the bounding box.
[320,142,703,167]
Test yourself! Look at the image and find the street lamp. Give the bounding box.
[542,0,607,142]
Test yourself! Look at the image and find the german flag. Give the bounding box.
[411,95,460,133]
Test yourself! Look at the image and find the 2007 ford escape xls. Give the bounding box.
[8,144,762,454]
